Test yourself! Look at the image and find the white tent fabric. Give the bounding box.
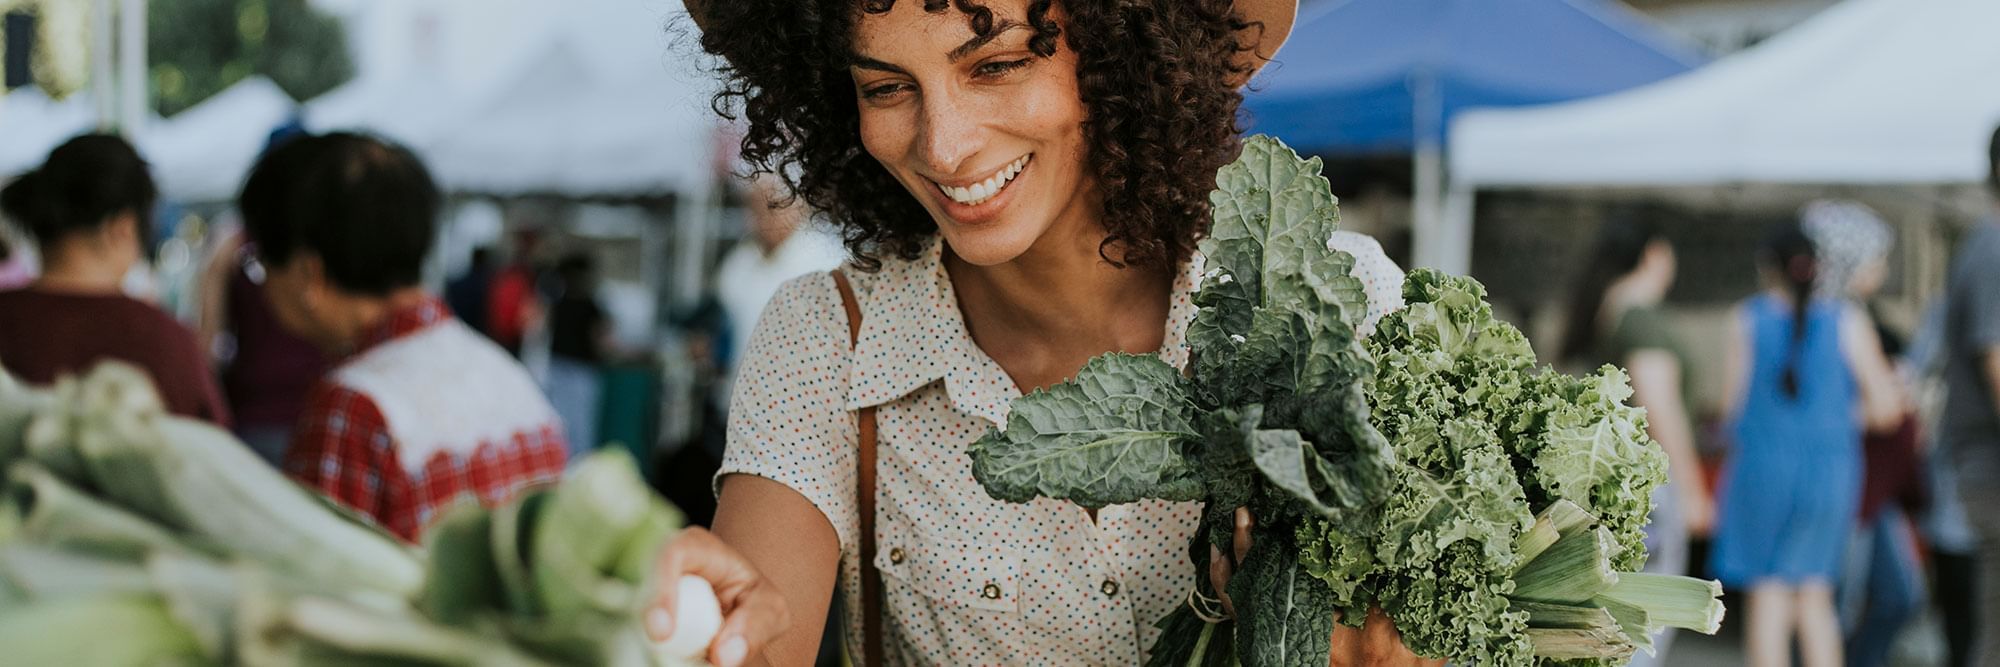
[0,89,98,180]
[301,69,471,149]
[416,0,720,197]
[1419,0,2000,274]
[140,76,297,202]
[1450,0,2000,188]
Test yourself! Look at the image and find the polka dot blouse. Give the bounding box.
[718,232,1404,665]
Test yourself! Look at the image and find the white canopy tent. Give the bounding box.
[139,76,296,203]
[417,0,721,198]
[1431,0,2000,274]
[0,88,98,180]
[301,68,472,150]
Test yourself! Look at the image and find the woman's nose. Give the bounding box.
[916,90,984,177]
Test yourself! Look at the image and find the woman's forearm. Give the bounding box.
[711,474,844,666]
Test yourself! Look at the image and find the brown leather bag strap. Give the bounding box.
[831,269,883,667]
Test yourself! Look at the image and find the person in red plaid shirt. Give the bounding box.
[237,132,569,542]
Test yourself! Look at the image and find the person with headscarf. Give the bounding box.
[1801,200,1927,667]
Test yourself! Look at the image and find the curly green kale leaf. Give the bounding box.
[967,353,1205,508]
[1522,367,1665,571]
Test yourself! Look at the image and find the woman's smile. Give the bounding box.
[929,153,1032,224]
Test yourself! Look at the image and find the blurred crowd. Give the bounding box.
[1556,126,2000,667]
[1,122,1997,667]
[0,128,841,543]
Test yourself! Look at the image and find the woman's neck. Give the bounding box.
[945,229,1176,393]
[949,234,1172,341]
[32,247,129,295]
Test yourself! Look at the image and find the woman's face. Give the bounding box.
[849,0,1096,267]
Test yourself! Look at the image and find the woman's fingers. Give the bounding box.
[710,579,792,667]
[1233,507,1254,564]
[647,526,791,666]
[1327,608,1446,667]
[1208,544,1237,617]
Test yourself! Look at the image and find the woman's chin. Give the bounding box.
[937,223,1040,267]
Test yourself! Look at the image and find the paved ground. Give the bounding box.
[1660,603,1952,667]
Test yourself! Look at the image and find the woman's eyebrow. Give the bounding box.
[948,20,1031,62]
[851,56,910,75]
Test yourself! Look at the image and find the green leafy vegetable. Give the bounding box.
[1301,270,1720,666]
[970,136,1396,667]
[972,136,1722,665]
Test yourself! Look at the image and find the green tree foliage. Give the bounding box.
[148,0,351,116]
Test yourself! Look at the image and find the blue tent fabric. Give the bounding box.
[1245,0,1705,154]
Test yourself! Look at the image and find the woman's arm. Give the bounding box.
[1841,304,1908,432]
[1624,350,1713,535]
[709,474,843,666]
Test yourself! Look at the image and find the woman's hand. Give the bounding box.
[1207,509,1444,667]
[1680,485,1716,537]
[646,526,792,667]
[1327,608,1446,667]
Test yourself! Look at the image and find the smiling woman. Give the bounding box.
[672,1,1420,665]
[695,0,1267,271]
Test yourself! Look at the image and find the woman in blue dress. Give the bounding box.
[1712,220,1904,667]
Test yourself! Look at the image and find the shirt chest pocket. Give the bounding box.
[873,519,1021,613]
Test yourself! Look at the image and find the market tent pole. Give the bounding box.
[1410,69,1448,270]
[116,0,144,136]
[90,0,113,129]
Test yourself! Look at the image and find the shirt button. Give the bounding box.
[981,582,1002,600]
[1101,579,1120,598]
[888,548,906,565]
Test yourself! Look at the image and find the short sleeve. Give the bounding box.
[1611,308,1678,356]
[1329,231,1407,337]
[716,271,861,553]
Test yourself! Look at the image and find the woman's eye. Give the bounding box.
[973,59,1031,78]
[861,83,911,100]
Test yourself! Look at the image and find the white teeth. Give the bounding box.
[939,155,1031,206]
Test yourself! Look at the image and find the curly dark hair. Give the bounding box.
[697,0,1254,270]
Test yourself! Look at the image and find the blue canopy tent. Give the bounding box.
[1243,0,1704,267]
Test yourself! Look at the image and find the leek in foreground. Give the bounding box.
[0,360,710,666]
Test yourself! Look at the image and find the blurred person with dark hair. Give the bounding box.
[446,246,497,340]
[1558,218,1709,667]
[546,251,611,457]
[194,230,330,466]
[1711,219,1904,667]
[1932,124,2000,667]
[238,132,567,542]
[1801,201,1927,667]
[0,133,229,425]
[193,124,332,467]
